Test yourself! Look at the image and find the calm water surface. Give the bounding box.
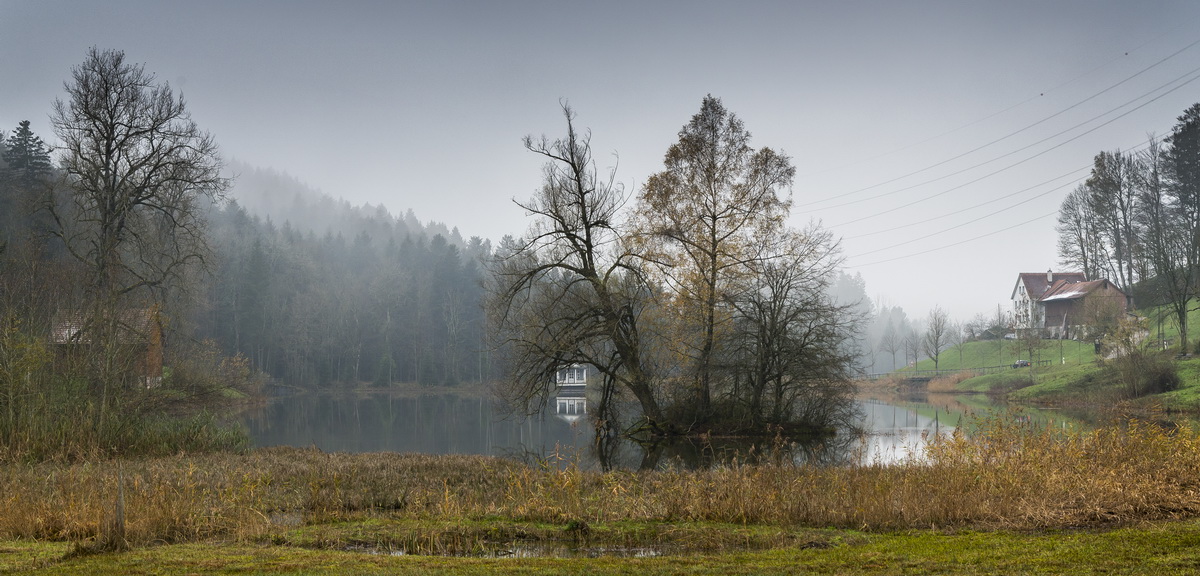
[237,388,1089,469]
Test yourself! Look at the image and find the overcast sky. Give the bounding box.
[3,0,1199,321]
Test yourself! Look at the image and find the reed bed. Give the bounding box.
[3,416,1200,549]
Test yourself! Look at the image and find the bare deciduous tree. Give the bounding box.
[878,320,900,372]
[725,227,856,427]
[1157,105,1200,355]
[1086,150,1140,289]
[1056,184,1104,280]
[922,306,950,371]
[49,47,229,428]
[947,321,967,368]
[487,105,665,430]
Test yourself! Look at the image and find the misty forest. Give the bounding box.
[0,48,867,454]
[3,47,1200,461]
[0,49,496,459]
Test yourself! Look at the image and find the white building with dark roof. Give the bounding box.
[1010,270,1128,338]
[1011,270,1087,331]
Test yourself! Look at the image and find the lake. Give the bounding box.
[237,387,1089,469]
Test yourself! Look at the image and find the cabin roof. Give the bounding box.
[51,308,161,345]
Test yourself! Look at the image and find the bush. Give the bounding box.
[1140,356,1181,395]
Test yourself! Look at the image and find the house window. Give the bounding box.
[557,366,586,385]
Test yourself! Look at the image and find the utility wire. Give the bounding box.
[843,165,1088,239]
[849,211,1058,268]
[842,131,1172,265]
[799,36,1200,209]
[848,179,1078,258]
[797,29,1186,183]
[828,67,1200,228]
[844,131,1171,239]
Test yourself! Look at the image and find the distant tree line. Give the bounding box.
[196,189,494,387]
[1056,104,1200,354]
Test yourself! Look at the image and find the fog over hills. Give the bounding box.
[224,160,471,249]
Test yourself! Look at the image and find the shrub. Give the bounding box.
[1140,356,1181,395]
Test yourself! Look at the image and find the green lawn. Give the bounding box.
[7,522,1200,575]
[1140,298,1200,351]
[903,338,1097,374]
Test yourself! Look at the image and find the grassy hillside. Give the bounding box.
[884,301,1200,411]
[901,338,1097,373]
[1139,298,1200,351]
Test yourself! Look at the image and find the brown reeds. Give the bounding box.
[926,372,974,393]
[3,416,1200,549]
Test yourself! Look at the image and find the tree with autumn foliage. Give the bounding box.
[492,97,857,437]
[634,95,796,422]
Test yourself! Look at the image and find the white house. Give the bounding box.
[553,364,588,421]
[1011,270,1086,331]
[1010,270,1128,338]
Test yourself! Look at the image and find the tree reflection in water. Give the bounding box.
[241,391,954,470]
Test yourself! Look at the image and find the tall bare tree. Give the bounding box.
[1133,136,1177,305]
[1086,150,1140,289]
[947,321,967,368]
[725,227,855,426]
[49,48,229,428]
[51,48,228,308]
[878,320,900,372]
[1159,104,1200,355]
[1056,183,1104,280]
[488,105,665,430]
[903,329,922,369]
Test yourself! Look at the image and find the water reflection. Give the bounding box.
[857,398,951,465]
[240,390,591,458]
[239,389,1002,469]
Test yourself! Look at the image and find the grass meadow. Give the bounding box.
[1,413,1200,573]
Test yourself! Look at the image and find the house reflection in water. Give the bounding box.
[554,365,588,423]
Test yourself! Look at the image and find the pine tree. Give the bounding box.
[1,121,53,253]
[1,120,52,190]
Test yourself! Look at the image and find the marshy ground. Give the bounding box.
[3,415,1200,574]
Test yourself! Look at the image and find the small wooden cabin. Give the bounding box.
[52,307,165,387]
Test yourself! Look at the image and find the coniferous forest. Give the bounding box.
[196,165,495,388]
[3,132,496,391]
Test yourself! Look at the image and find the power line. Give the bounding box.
[797,30,1190,185]
[841,131,1171,264]
[799,36,1200,209]
[848,211,1058,268]
[827,67,1200,228]
[848,180,1077,258]
[842,131,1172,239]
[843,165,1089,239]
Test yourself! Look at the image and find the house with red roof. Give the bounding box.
[1040,279,1128,339]
[1011,270,1087,331]
[1010,270,1128,339]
